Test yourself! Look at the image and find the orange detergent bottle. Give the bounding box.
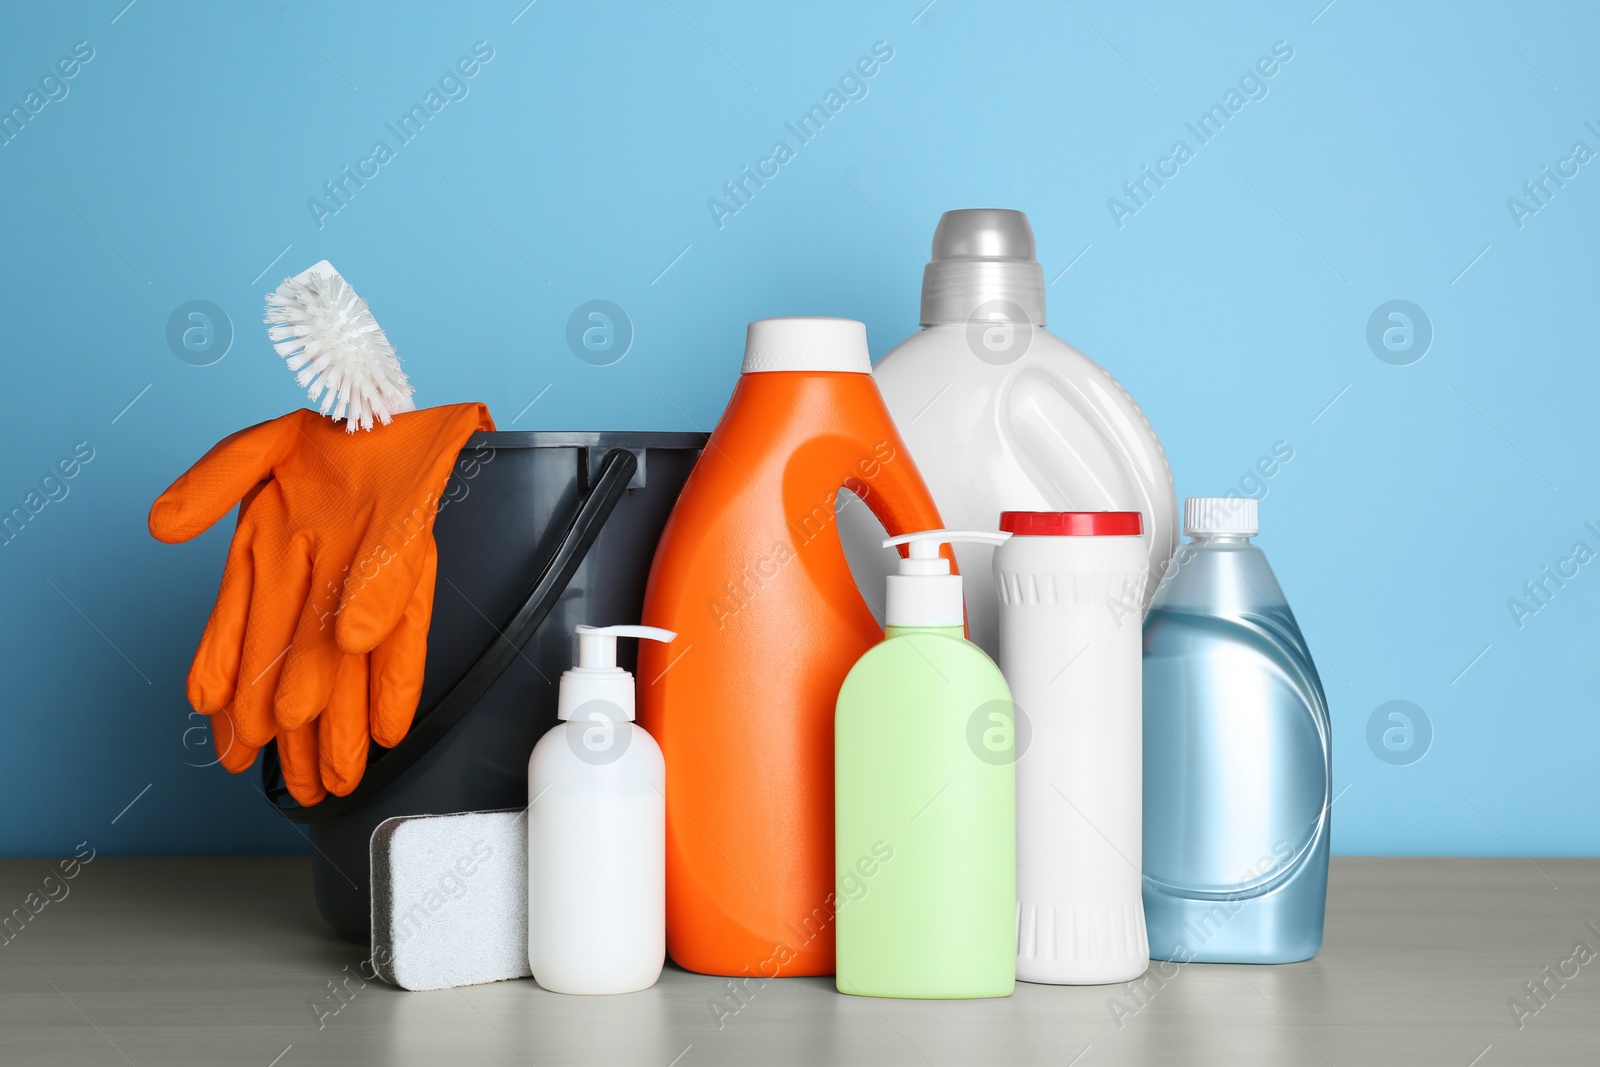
[638,317,948,977]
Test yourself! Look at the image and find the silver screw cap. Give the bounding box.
[920,209,1047,327]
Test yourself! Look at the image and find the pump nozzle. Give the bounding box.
[559,624,676,721]
[883,529,1011,570]
[574,624,676,670]
[881,529,1011,628]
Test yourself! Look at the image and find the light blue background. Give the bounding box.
[1,0,1594,859]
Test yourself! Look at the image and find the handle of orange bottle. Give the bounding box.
[841,434,956,573]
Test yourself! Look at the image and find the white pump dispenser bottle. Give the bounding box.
[528,624,675,994]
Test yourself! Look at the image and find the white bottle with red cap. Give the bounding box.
[995,510,1149,985]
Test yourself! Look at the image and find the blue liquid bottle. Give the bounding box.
[1142,498,1330,964]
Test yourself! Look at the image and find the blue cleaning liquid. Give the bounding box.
[1142,532,1330,964]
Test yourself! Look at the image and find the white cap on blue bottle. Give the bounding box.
[1184,497,1258,537]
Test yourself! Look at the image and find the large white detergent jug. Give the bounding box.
[839,209,1177,657]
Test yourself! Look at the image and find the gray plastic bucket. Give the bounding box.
[260,430,705,940]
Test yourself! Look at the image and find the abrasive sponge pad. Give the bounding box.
[370,808,530,991]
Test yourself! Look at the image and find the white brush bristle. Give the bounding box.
[264,261,416,432]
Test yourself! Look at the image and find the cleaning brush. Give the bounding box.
[264,260,416,432]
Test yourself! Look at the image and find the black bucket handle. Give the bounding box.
[261,447,642,823]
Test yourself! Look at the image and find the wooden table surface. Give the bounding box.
[0,856,1595,1066]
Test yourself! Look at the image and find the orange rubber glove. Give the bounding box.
[202,535,440,805]
[150,403,493,803]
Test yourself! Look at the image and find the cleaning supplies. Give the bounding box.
[152,256,489,802]
[370,809,529,991]
[1142,498,1331,963]
[997,511,1149,985]
[149,403,495,803]
[529,624,675,994]
[274,432,705,942]
[638,317,947,978]
[265,260,416,431]
[837,208,1178,659]
[835,530,1016,999]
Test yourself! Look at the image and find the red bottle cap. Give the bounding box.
[998,511,1143,536]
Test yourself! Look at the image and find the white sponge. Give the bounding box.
[370,809,530,991]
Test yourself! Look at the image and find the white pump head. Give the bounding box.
[882,529,1012,628]
[557,624,676,722]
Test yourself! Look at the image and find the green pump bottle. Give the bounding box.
[835,529,1017,999]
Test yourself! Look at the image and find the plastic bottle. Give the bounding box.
[528,624,675,994]
[1142,498,1330,964]
[638,318,948,978]
[837,208,1178,659]
[996,511,1150,985]
[836,529,1016,999]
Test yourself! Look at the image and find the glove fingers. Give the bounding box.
[335,403,493,653]
[213,705,259,774]
[370,539,438,747]
[149,412,307,544]
[274,572,350,733]
[319,654,371,796]
[277,720,326,807]
[186,495,262,714]
[232,510,314,749]
[335,536,426,656]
